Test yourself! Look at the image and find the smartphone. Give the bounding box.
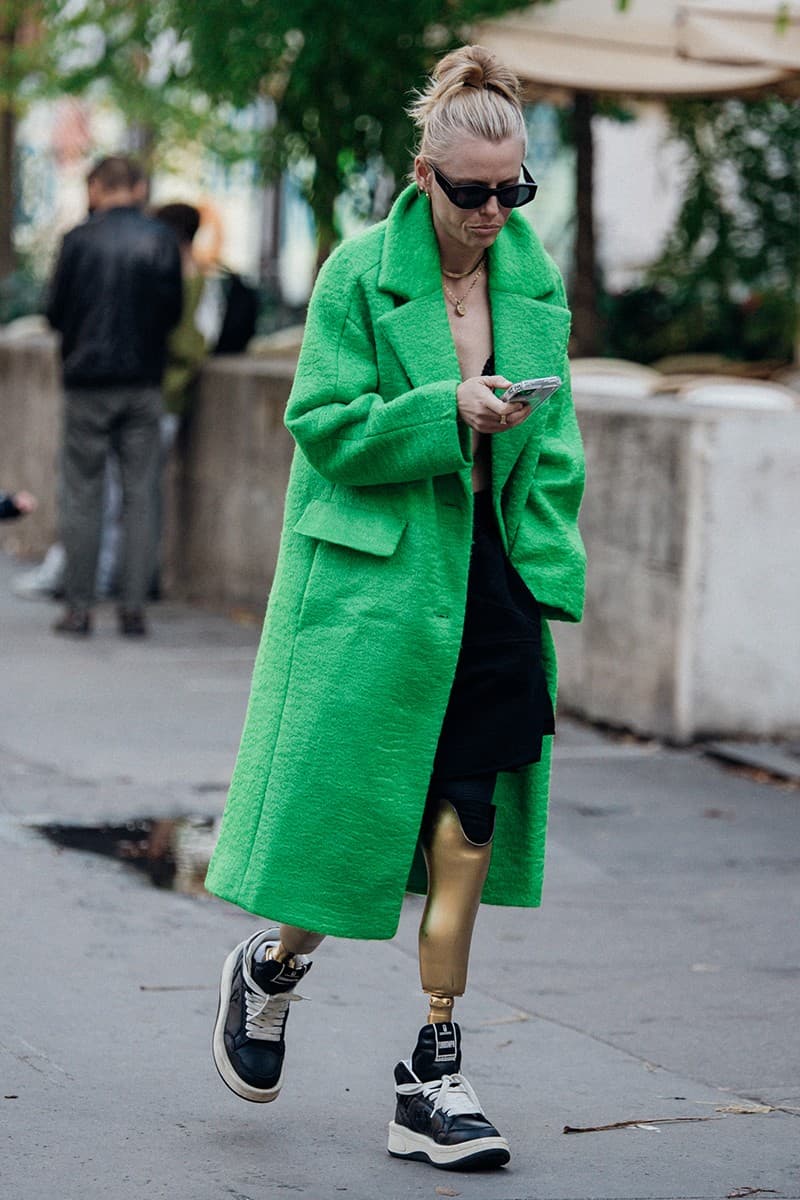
[501,376,562,412]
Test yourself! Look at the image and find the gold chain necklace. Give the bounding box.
[442,257,485,317]
[442,253,485,280]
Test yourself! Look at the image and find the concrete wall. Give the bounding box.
[2,335,798,741]
[165,356,295,608]
[0,333,61,560]
[554,395,800,742]
[689,415,800,737]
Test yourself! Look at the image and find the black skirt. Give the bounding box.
[432,491,555,780]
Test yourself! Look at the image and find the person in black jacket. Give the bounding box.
[47,155,183,637]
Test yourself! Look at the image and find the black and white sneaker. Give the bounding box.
[212,928,311,1103]
[387,1022,510,1170]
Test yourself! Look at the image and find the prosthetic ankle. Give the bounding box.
[418,793,494,1024]
[268,924,325,964]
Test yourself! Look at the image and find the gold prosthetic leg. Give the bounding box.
[269,924,326,964]
[418,796,493,1023]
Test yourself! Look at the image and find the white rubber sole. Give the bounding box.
[387,1121,510,1169]
[212,945,284,1103]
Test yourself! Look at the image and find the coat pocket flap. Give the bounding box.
[294,499,406,557]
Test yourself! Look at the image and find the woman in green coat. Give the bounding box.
[208,44,585,1171]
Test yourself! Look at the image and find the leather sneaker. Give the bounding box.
[387,1022,510,1170]
[212,928,312,1103]
[118,608,147,637]
[53,608,92,636]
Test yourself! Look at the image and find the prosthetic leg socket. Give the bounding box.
[419,795,493,1023]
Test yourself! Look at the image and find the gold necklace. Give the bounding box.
[442,257,485,318]
[442,253,485,280]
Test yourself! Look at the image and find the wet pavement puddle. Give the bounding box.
[37,816,218,893]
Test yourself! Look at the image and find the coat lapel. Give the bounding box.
[377,187,461,388]
[489,292,571,496]
[376,186,572,493]
[488,213,571,496]
[378,295,461,390]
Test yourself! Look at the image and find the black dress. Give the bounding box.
[432,491,555,781]
[432,352,554,781]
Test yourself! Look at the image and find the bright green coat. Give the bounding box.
[205,185,586,939]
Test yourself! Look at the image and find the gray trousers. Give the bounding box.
[61,385,162,611]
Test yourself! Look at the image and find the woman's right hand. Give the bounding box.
[456,375,529,434]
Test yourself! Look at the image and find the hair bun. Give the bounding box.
[429,45,521,107]
[407,44,526,169]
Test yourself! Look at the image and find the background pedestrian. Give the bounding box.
[151,201,208,598]
[46,155,183,637]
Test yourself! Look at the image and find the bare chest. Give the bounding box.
[444,277,493,381]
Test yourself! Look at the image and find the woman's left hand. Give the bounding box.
[456,375,532,434]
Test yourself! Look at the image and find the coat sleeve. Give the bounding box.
[511,357,586,623]
[45,234,74,333]
[285,256,471,487]
[155,230,184,333]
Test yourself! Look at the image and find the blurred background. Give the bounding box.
[3,14,799,1197]
[1,0,799,746]
[2,1,798,349]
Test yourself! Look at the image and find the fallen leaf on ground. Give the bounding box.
[228,606,260,626]
[717,1103,773,1114]
[435,1188,460,1197]
[703,1100,800,1114]
[139,984,215,992]
[563,1115,723,1134]
[479,1012,529,1027]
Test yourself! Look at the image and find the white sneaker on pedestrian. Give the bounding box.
[12,543,66,599]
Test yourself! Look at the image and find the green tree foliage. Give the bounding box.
[171,0,552,263]
[1,3,51,276]
[608,95,800,363]
[50,1,260,169]
[0,1,257,283]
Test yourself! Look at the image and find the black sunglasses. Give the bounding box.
[430,163,538,210]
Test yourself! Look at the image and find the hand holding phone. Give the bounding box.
[500,376,562,413]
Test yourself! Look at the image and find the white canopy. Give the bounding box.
[474,0,799,96]
[679,1,800,69]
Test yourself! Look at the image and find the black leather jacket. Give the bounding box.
[46,206,183,388]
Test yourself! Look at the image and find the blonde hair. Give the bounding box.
[409,45,527,167]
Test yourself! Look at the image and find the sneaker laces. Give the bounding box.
[243,984,304,1041]
[397,1072,484,1118]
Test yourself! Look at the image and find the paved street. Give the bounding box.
[1,550,798,1200]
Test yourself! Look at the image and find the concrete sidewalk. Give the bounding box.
[1,551,798,1200]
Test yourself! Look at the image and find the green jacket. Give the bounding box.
[205,185,586,939]
[163,274,207,415]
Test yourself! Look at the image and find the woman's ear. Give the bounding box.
[414,156,431,196]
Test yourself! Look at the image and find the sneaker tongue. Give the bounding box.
[411,1022,462,1082]
[251,955,307,995]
